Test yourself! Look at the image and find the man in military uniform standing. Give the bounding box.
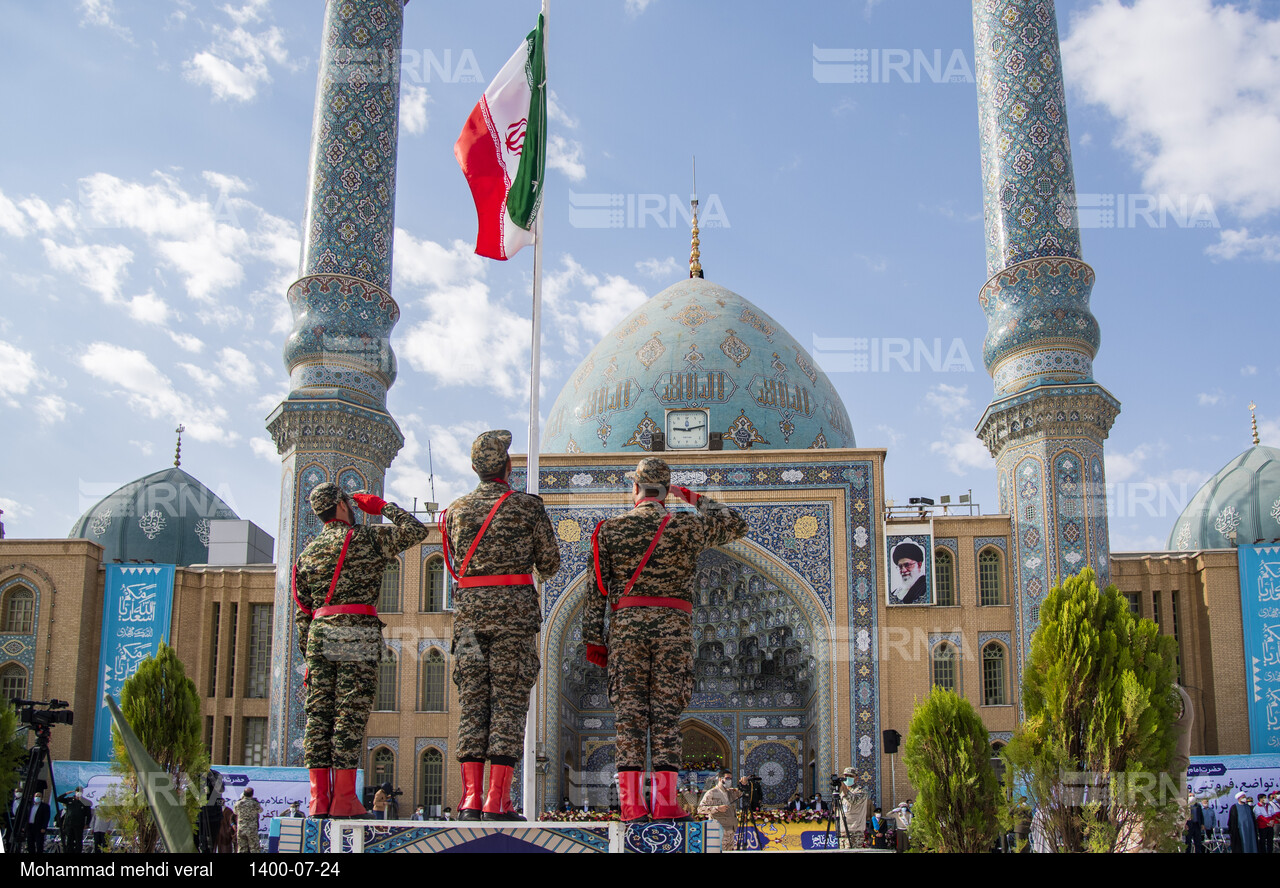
[585,457,747,821]
[294,482,428,818]
[442,430,560,821]
[233,787,262,854]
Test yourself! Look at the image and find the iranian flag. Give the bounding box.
[455,15,546,260]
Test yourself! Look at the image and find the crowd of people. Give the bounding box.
[1186,789,1278,854]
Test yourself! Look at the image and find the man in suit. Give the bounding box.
[26,790,51,854]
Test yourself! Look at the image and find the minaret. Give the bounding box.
[265,0,407,765]
[970,0,1121,671]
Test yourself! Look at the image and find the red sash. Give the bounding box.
[439,491,535,588]
[593,512,684,611]
[292,527,356,618]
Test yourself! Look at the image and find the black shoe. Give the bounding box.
[458,808,482,822]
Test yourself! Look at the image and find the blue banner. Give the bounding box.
[1237,545,1280,753]
[92,564,176,762]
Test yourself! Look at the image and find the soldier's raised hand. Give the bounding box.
[671,485,702,506]
[352,493,388,514]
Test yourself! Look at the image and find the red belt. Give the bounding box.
[613,596,692,613]
[455,574,534,588]
[314,604,379,617]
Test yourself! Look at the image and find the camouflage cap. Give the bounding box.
[309,481,348,515]
[471,429,513,476]
[626,457,670,487]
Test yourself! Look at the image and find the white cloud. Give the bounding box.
[0,497,35,521]
[125,290,172,326]
[548,134,587,182]
[1197,392,1221,407]
[578,275,647,341]
[79,0,131,39]
[0,189,26,237]
[1242,365,1259,376]
[0,341,39,406]
[1207,228,1280,262]
[1061,0,1280,219]
[183,3,292,103]
[18,197,77,233]
[401,84,431,135]
[77,341,236,442]
[34,394,73,425]
[929,427,992,475]
[41,239,134,302]
[169,331,205,353]
[923,383,972,421]
[129,439,155,457]
[625,0,654,14]
[249,436,278,462]
[218,347,258,389]
[636,256,680,279]
[1105,445,1150,485]
[548,90,578,129]
[179,362,224,394]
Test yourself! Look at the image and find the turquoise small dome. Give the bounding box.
[69,467,240,565]
[1168,445,1280,550]
[542,278,855,454]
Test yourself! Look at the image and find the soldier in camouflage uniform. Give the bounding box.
[442,430,560,821]
[233,788,262,854]
[585,457,747,821]
[294,481,428,818]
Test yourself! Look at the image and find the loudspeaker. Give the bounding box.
[882,729,901,755]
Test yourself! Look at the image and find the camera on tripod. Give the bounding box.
[829,773,843,792]
[13,698,74,729]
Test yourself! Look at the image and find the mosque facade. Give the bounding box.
[3,0,1278,813]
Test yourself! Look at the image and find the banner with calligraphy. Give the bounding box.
[1238,545,1280,754]
[92,564,176,762]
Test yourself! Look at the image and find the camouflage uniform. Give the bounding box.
[444,431,560,764]
[233,795,262,854]
[585,458,747,771]
[294,483,428,769]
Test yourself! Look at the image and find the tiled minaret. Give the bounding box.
[971,0,1121,671]
[266,0,407,765]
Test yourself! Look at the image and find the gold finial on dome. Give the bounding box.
[174,423,185,467]
[1250,402,1260,446]
[689,156,703,279]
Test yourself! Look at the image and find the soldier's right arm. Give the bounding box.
[582,522,610,647]
[293,562,313,657]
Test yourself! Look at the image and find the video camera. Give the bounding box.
[13,698,74,729]
[829,773,843,791]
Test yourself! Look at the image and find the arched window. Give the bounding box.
[419,648,446,711]
[378,560,401,613]
[375,647,398,711]
[982,643,1007,706]
[0,663,27,703]
[931,642,958,693]
[420,747,443,812]
[371,746,395,788]
[2,586,34,634]
[979,549,1004,606]
[934,549,955,606]
[421,556,445,613]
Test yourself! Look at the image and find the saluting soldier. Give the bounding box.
[586,457,747,822]
[294,482,429,818]
[233,788,262,854]
[442,430,560,821]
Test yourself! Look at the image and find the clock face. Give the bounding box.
[666,409,709,450]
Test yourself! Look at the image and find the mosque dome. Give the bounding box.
[1167,444,1280,550]
[69,467,240,566]
[542,277,855,454]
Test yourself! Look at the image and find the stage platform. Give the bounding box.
[271,817,720,854]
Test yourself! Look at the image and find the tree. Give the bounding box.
[0,701,26,803]
[108,642,209,852]
[1002,568,1181,853]
[902,686,1001,853]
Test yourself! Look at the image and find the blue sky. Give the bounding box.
[0,0,1277,554]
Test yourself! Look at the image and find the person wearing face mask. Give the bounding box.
[294,481,429,819]
[441,430,560,822]
[56,786,92,853]
[837,767,870,849]
[696,770,746,852]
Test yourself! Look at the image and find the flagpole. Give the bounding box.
[523,0,548,822]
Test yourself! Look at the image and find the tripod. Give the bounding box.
[734,779,761,851]
[821,788,858,851]
[8,721,59,854]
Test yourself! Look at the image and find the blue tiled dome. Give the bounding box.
[1167,445,1280,550]
[69,467,240,565]
[542,278,855,453]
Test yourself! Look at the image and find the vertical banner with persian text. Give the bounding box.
[92,564,176,762]
[1237,544,1280,753]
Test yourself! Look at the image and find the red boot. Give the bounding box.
[458,761,484,821]
[618,770,649,823]
[329,769,367,818]
[481,764,516,821]
[649,771,689,821]
[308,768,332,818]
